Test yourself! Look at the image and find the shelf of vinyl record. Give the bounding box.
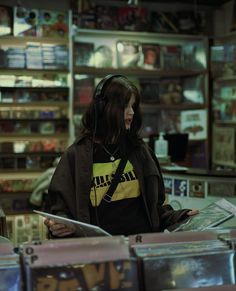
[72,25,208,114]
[0,32,71,164]
[72,30,207,75]
[0,171,44,217]
[0,85,70,172]
[0,39,69,72]
[0,134,68,171]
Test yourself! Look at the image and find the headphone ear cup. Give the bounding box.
[93,74,125,121]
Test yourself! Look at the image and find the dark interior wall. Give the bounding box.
[0,0,70,10]
[0,0,222,10]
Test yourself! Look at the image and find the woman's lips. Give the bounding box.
[125,119,132,128]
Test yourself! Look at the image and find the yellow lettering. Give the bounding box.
[83,264,105,289]
[59,279,79,291]
[110,262,121,289]
[36,277,57,291]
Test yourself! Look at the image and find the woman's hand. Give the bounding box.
[186,209,199,216]
[44,218,76,237]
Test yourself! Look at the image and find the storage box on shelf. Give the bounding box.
[72,28,209,169]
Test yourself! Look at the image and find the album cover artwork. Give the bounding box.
[149,10,179,33]
[139,78,160,103]
[141,43,161,70]
[180,109,207,140]
[212,84,236,122]
[96,5,119,30]
[74,76,94,108]
[13,7,39,36]
[142,251,234,290]
[74,42,94,67]
[22,234,138,290]
[189,180,205,198]
[182,42,206,69]
[116,40,142,68]
[159,78,183,105]
[208,181,236,198]
[117,6,148,32]
[0,5,13,36]
[174,178,188,197]
[39,122,55,134]
[177,10,205,34]
[162,45,182,69]
[78,7,96,29]
[182,75,205,104]
[39,10,68,37]
[26,260,139,291]
[163,177,173,195]
[159,110,181,133]
[94,45,114,68]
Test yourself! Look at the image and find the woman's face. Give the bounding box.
[124,94,135,130]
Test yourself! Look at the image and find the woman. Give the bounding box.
[44,74,197,237]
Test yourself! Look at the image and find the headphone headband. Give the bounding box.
[93,74,125,101]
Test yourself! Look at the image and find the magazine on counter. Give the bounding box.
[34,210,111,237]
[169,198,235,232]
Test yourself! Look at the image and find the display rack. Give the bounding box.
[0,34,71,218]
[210,32,236,170]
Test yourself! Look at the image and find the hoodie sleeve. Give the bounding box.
[144,145,191,231]
[47,149,77,220]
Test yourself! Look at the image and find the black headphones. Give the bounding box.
[93,74,125,115]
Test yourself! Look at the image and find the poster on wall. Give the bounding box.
[180,109,207,140]
[212,125,235,167]
[174,178,187,197]
[163,177,173,195]
[189,180,205,198]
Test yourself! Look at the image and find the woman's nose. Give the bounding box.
[127,106,134,114]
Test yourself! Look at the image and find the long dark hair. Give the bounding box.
[79,75,142,146]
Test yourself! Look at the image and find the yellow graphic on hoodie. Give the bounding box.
[90,159,140,206]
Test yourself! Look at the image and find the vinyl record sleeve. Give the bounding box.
[169,199,235,232]
[26,259,139,291]
[34,210,111,237]
[142,250,234,291]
